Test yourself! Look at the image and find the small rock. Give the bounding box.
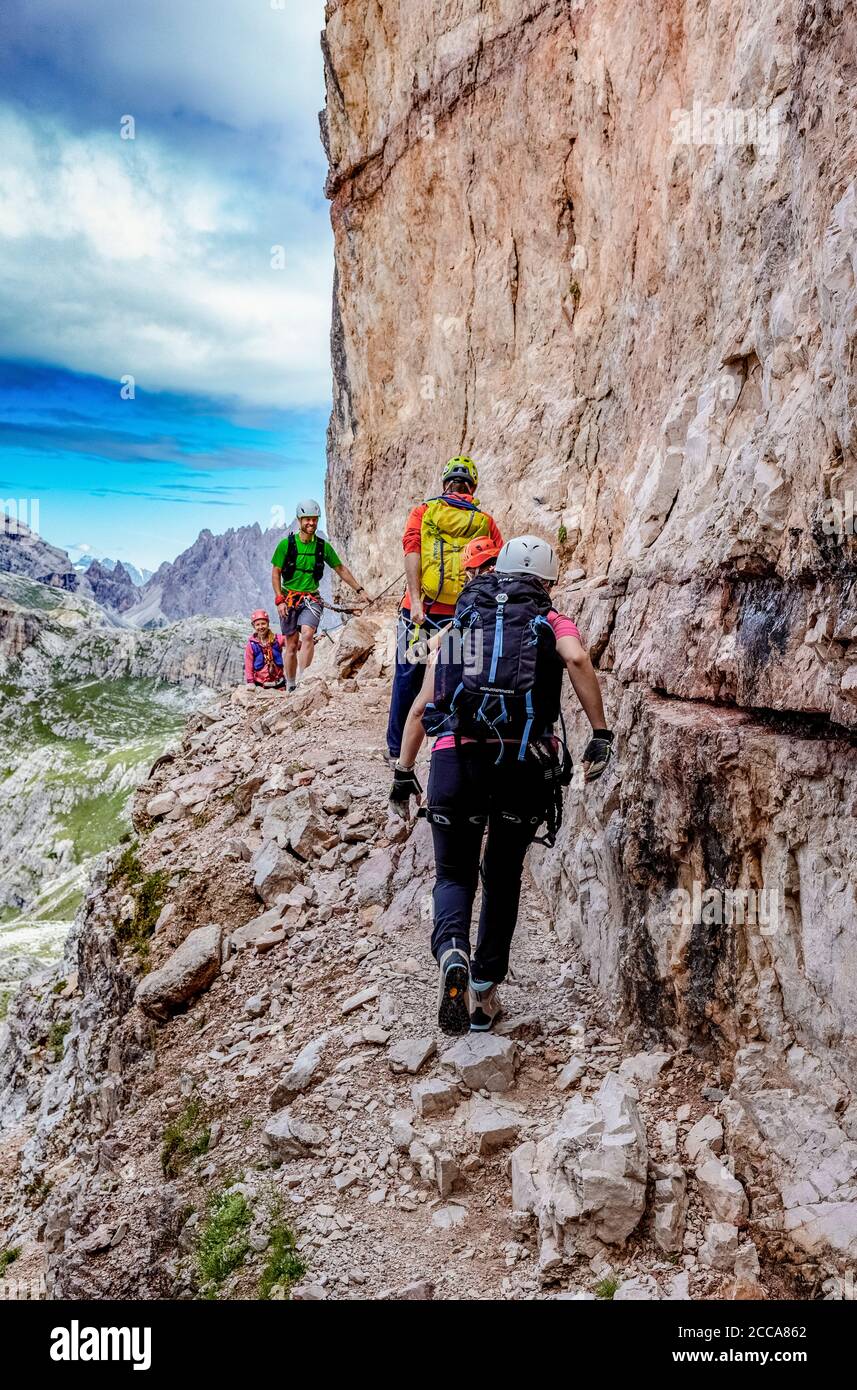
[263,1109,326,1160]
[699,1221,739,1271]
[78,1224,114,1254]
[147,791,177,818]
[340,985,380,1014]
[441,1034,518,1092]
[411,1078,461,1118]
[495,1014,543,1040]
[271,1034,329,1107]
[154,902,176,934]
[397,1279,435,1300]
[431,1204,467,1231]
[557,1057,586,1091]
[390,1109,416,1149]
[665,1271,691,1300]
[388,1037,437,1075]
[232,907,286,950]
[735,1241,761,1280]
[618,1051,673,1088]
[467,1097,523,1154]
[696,1155,749,1225]
[291,1283,328,1301]
[256,928,287,953]
[652,1161,688,1254]
[362,1025,390,1045]
[685,1114,723,1162]
[435,1152,459,1199]
[613,1274,661,1301]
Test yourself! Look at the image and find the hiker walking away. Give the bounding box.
[389,535,614,1036]
[244,610,287,688]
[271,500,368,690]
[386,456,503,763]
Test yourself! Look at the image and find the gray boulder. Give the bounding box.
[135,924,223,1021]
[263,1109,327,1160]
[252,840,304,904]
[511,1072,648,1264]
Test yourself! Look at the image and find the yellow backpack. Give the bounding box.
[420,497,490,606]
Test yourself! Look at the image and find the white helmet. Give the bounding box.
[295,499,321,518]
[495,534,559,583]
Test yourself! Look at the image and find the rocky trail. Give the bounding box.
[0,618,812,1302]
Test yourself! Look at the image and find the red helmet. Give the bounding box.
[463,536,501,571]
[252,609,270,624]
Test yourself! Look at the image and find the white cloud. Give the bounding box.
[0,105,333,407]
[2,0,328,149]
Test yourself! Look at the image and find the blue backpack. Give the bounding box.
[423,571,565,761]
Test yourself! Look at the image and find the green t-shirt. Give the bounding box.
[271,534,341,595]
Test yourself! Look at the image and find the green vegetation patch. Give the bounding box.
[161,1099,211,1179]
[111,845,168,964]
[595,1274,620,1300]
[259,1217,307,1300]
[196,1191,252,1298]
[109,844,144,890]
[0,1247,20,1276]
[46,1018,71,1062]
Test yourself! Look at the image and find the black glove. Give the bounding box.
[582,729,614,782]
[390,765,423,804]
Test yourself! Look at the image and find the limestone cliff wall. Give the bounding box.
[323,0,857,1088]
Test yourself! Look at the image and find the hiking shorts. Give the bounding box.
[279,593,324,637]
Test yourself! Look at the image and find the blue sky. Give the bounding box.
[0,0,332,569]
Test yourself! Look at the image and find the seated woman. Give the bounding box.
[244,609,287,688]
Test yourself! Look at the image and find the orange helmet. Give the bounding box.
[463,536,501,571]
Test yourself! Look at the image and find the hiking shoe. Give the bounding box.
[469,979,502,1032]
[437,947,471,1036]
[285,679,297,693]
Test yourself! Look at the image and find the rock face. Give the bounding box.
[321,0,857,1262]
[83,560,138,613]
[0,515,79,589]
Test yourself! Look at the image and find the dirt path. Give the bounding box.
[0,655,773,1301]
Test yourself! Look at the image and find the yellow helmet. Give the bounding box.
[443,455,479,488]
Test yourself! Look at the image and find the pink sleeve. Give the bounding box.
[244,640,255,683]
[548,610,581,642]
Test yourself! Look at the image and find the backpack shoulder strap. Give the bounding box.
[280,532,298,581]
[313,536,326,583]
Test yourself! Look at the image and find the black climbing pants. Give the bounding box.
[426,744,548,984]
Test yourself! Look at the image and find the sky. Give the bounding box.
[0,0,332,569]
